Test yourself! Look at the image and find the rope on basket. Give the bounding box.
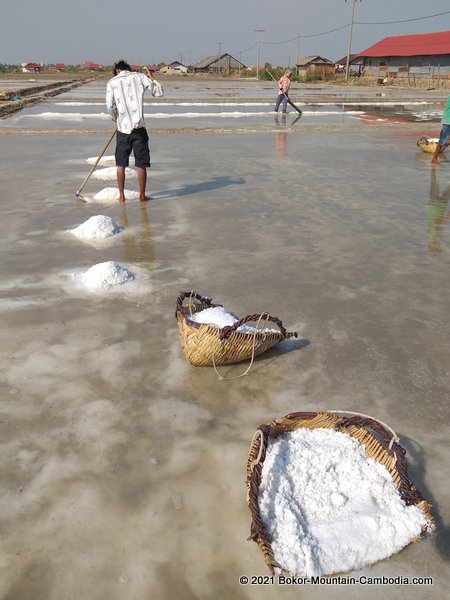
[249,430,265,469]
[329,410,399,451]
[212,313,268,380]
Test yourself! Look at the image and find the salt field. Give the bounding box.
[0,76,449,599]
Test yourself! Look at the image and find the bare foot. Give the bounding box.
[118,196,126,203]
[431,157,439,165]
[139,196,152,202]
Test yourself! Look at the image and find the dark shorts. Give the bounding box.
[115,127,150,168]
[438,123,450,147]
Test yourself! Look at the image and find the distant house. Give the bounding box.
[296,56,335,78]
[159,61,188,74]
[350,30,450,79]
[55,63,65,71]
[80,61,103,71]
[192,53,246,74]
[335,54,360,73]
[22,62,41,73]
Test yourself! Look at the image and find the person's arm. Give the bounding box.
[106,82,118,121]
[142,67,164,97]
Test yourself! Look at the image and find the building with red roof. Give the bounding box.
[351,30,450,81]
[22,62,41,73]
[80,61,103,71]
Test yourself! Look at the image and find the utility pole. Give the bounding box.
[217,42,223,74]
[253,28,265,79]
[345,0,361,81]
[296,34,300,77]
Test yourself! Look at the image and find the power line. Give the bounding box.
[231,9,449,62]
[356,10,450,25]
[248,10,449,49]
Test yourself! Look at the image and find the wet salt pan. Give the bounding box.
[69,215,122,240]
[79,261,135,291]
[259,427,432,577]
[189,306,278,333]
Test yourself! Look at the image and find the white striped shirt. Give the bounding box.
[106,70,163,134]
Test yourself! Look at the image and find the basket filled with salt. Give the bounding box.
[417,135,448,154]
[246,411,434,577]
[175,290,297,367]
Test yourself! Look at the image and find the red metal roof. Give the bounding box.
[358,30,450,57]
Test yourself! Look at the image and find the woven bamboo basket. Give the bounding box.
[246,410,434,575]
[175,290,297,366]
[417,135,448,154]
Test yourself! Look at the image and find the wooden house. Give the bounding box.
[192,53,246,74]
[296,56,335,78]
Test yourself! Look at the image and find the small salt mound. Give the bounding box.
[80,261,135,291]
[92,166,136,180]
[86,155,134,166]
[93,187,140,202]
[188,306,278,333]
[259,427,432,577]
[69,215,122,240]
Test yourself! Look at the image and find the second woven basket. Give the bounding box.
[175,290,297,366]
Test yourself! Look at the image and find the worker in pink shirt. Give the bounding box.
[274,69,293,113]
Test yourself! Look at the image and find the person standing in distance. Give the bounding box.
[432,94,450,165]
[274,69,292,114]
[106,60,163,202]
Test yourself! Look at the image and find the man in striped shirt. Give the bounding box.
[106,60,163,202]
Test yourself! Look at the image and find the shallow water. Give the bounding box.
[1,77,447,132]
[0,79,449,599]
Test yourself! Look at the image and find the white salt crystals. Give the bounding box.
[189,306,237,329]
[92,166,136,180]
[79,261,135,291]
[189,306,278,333]
[69,215,122,241]
[258,427,432,577]
[92,187,140,202]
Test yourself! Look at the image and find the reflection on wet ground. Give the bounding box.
[0,78,449,600]
[427,168,450,254]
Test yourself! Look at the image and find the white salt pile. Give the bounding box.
[188,306,278,333]
[259,427,432,577]
[93,188,140,202]
[79,261,135,291]
[92,166,136,180]
[87,155,134,166]
[69,215,122,241]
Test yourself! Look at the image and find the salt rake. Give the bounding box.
[75,129,116,198]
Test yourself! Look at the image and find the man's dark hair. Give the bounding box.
[113,60,131,75]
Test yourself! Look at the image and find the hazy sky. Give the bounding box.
[1,0,449,66]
